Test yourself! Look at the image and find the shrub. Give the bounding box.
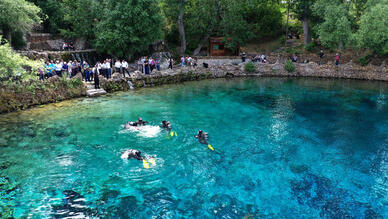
[305,42,316,52]
[70,78,83,88]
[284,60,296,72]
[244,62,256,73]
[357,54,371,66]
[11,31,26,50]
[0,41,41,82]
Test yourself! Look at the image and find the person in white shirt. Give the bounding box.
[115,60,122,74]
[106,59,112,79]
[55,60,63,77]
[122,60,129,77]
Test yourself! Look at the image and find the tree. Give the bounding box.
[27,0,66,33]
[355,0,388,55]
[313,0,352,49]
[178,0,187,55]
[94,0,163,58]
[292,0,316,45]
[60,0,99,41]
[0,0,41,45]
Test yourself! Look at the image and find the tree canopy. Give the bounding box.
[0,0,41,45]
[0,0,386,56]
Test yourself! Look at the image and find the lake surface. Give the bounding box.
[0,78,387,218]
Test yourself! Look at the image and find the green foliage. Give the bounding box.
[242,0,283,39]
[94,0,163,58]
[161,0,283,53]
[244,62,256,73]
[357,54,371,66]
[286,47,300,55]
[0,41,42,82]
[27,0,66,33]
[305,41,316,52]
[60,0,98,40]
[11,31,27,50]
[70,78,83,88]
[284,60,296,72]
[313,0,352,49]
[0,0,41,32]
[355,0,388,55]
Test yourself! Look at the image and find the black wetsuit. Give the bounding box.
[161,121,172,130]
[195,132,208,144]
[124,149,144,160]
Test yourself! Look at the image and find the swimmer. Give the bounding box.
[121,149,144,160]
[195,130,209,144]
[161,120,172,130]
[124,117,148,128]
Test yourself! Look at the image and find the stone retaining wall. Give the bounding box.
[1,61,387,114]
[99,61,387,92]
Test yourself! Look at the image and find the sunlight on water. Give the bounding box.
[0,78,387,218]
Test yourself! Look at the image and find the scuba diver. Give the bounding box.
[161,120,172,130]
[124,117,148,128]
[121,149,144,160]
[195,130,209,144]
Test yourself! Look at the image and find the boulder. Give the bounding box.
[47,75,60,83]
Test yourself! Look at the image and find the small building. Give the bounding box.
[208,37,239,56]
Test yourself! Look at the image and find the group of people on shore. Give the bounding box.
[137,57,162,74]
[241,50,341,66]
[40,59,130,80]
[180,56,198,67]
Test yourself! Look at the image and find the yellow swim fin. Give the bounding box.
[174,131,178,136]
[143,160,150,169]
[170,131,174,137]
[208,144,214,151]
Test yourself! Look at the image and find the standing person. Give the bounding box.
[115,59,122,74]
[72,61,78,76]
[107,59,112,79]
[101,60,107,78]
[335,53,340,66]
[49,61,56,76]
[83,61,90,82]
[122,59,129,77]
[169,58,173,69]
[38,65,45,80]
[144,58,150,75]
[181,56,185,67]
[156,58,161,71]
[241,52,246,62]
[293,54,298,62]
[67,61,72,78]
[55,60,63,77]
[150,58,155,72]
[62,61,68,77]
[93,64,100,89]
[319,50,324,65]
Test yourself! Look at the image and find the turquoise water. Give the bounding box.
[0,78,387,218]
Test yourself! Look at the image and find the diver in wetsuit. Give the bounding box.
[195,130,209,144]
[161,120,172,130]
[124,117,148,128]
[121,149,144,160]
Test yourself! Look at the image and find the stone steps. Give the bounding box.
[86,89,107,97]
[83,81,107,97]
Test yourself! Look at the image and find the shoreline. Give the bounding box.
[1,61,387,114]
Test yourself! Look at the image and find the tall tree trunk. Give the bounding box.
[285,1,290,46]
[178,0,186,56]
[193,34,210,56]
[302,16,311,45]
